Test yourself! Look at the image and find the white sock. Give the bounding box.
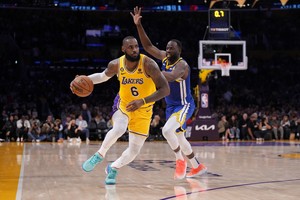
[177,132,200,168]
[175,148,184,161]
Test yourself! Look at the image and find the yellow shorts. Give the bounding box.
[119,101,153,137]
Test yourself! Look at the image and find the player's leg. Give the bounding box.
[105,107,151,185]
[105,132,147,185]
[177,133,207,178]
[82,110,128,172]
[162,114,187,179]
[176,102,207,178]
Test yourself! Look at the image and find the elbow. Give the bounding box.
[164,86,170,97]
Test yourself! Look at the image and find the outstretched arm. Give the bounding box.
[88,59,118,84]
[70,59,118,93]
[131,6,166,60]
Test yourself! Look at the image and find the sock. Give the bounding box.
[189,156,200,169]
[174,146,184,161]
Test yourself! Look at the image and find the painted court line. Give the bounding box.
[16,143,26,200]
[160,178,300,200]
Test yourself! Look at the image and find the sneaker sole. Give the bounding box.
[186,168,207,178]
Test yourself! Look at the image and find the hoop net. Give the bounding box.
[220,63,231,76]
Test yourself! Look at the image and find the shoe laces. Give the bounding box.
[90,154,101,165]
[107,167,117,178]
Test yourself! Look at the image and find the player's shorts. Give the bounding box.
[118,100,153,137]
[111,94,120,116]
[166,102,195,134]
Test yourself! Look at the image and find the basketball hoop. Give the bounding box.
[220,63,231,76]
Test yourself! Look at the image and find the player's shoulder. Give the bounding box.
[177,58,189,67]
[143,55,157,67]
[108,58,121,67]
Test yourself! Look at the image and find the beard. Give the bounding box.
[125,52,140,62]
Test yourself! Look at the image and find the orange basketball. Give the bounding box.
[71,75,94,97]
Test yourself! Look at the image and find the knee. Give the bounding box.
[162,126,173,137]
[112,124,127,134]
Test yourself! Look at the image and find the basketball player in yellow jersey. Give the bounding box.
[77,36,169,185]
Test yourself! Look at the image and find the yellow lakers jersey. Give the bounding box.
[118,54,156,108]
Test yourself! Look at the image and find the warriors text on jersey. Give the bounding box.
[162,57,194,105]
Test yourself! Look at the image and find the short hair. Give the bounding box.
[122,36,136,45]
[170,39,182,51]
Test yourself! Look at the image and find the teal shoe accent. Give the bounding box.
[82,153,103,172]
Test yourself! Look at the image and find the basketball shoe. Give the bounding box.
[174,159,187,179]
[186,163,207,178]
[82,153,103,172]
[105,164,118,185]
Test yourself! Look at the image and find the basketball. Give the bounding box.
[71,75,94,97]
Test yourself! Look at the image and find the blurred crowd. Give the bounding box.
[0,8,299,142]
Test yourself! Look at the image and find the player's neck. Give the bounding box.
[167,56,180,65]
[125,60,139,72]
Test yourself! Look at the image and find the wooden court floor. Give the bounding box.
[1,140,300,200]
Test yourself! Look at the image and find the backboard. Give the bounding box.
[198,40,247,70]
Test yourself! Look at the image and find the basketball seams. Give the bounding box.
[75,78,93,92]
[72,76,94,97]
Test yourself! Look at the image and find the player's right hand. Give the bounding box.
[70,75,79,94]
[130,6,142,25]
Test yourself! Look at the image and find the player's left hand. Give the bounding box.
[130,6,142,25]
[126,99,144,112]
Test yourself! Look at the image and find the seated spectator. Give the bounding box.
[217,115,229,139]
[1,114,17,142]
[149,115,164,141]
[67,119,81,143]
[269,114,283,140]
[255,116,272,140]
[239,113,249,140]
[226,114,240,140]
[247,113,258,140]
[53,119,64,142]
[289,114,298,140]
[75,114,89,142]
[281,114,291,139]
[88,114,108,140]
[16,114,31,142]
[41,115,55,141]
[28,120,47,142]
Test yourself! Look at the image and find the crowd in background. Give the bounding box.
[0,7,299,142]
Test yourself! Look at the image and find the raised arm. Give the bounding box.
[131,6,166,60]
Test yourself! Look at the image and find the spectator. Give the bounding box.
[1,114,17,142]
[269,114,283,140]
[247,113,258,140]
[28,119,46,142]
[281,114,291,139]
[255,116,272,140]
[75,114,89,142]
[217,115,228,139]
[149,115,164,141]
[53,119,64,142]
[67,119,81,143]
[81,103,92,123]
[16,115,31,142]
[239,113,249,140]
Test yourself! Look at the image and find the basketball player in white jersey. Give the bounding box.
[131,7,207,179]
